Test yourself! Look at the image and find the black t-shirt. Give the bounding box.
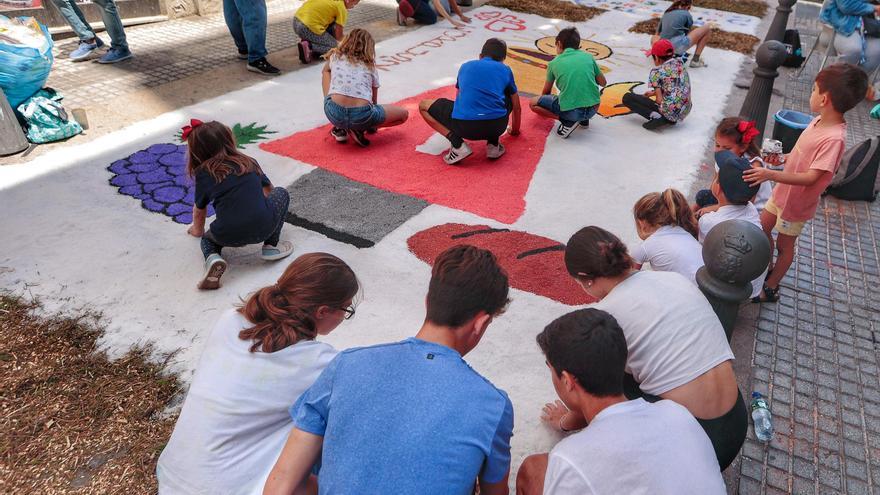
[194,165,275,243]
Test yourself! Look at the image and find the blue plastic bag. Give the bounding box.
[0,16,54,108]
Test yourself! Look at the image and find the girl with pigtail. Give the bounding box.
[631,188,704,284]
[694,117,773,216]
[158,253,359,495]
[543,226,746,471]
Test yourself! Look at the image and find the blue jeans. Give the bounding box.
[669,34,691,55]
[411,0,438,24]
[537,95,599,126]
[324,96,386,131]
[223,0,268,62]
[49,0,128,50]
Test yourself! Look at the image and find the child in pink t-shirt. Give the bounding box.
[744,63,868,303]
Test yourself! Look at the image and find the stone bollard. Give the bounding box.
[739,41,788,142]
[764,0,798,43]
[696,219,771,341]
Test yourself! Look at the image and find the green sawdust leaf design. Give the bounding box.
[173,122,277,148]
[232,122,277,148]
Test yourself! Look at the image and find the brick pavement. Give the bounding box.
[46,0,398,110]
[727,12,880,495]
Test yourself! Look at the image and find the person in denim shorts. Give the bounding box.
[322,29,408,146]
[529,28,605,139]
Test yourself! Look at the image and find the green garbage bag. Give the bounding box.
[17,88,83,144]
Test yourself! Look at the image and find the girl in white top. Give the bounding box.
[631,188,703,284]
[695,117,773,214]
[157,253,359,494]
[322,28,408,147]
[545,226,747,471]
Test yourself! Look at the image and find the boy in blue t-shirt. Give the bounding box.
[530,27,606,139]
[418,38,523,165]
[263,245,514,495]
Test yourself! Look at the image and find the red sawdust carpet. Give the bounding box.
[408,223,594,305]
[260,86,554,224]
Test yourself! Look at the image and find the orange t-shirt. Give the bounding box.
[770,117,846,222]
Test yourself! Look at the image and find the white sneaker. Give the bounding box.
[556,121,580,139]
[443,142,473,165]
[197,254,227,290]
[261,240,294,261]
[487,143,505,159]
[689,58,708,68]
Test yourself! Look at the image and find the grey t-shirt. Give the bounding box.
[659,9,693,39]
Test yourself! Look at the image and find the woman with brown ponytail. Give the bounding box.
[631,188,703,283]
[541,226,746,471]
[157,253,359,494]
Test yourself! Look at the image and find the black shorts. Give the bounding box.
[624,374,747,471]
[427,98,509,142]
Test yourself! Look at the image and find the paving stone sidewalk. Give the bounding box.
[727,13,880,495]
[46,0,398,110]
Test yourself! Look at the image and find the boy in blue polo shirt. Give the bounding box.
[530,27,606,138]
[263,245,514,495]
[418,38,522,165]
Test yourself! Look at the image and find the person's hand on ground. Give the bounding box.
[743,167,773,184]
[460,14,471,23]
[541,400,570,432]
[507,126,520,137]
[188,225,204,237]
[451,19,466,28]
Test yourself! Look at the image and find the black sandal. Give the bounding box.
[751,285,779,303]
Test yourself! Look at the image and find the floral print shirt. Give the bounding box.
[649,58,692,122]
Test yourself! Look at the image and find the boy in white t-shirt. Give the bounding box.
[697,150,766,298]
[515,308,726,495]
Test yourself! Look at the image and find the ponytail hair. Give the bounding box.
[238,253,359,353]
[716,117,762,158]
[633,188,699,239]
[564,226,633,281]
[665,0,692,13]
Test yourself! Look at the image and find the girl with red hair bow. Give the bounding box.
[183,119,295,290]
[693,117,773,216]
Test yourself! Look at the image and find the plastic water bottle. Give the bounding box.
[751,392,773,442]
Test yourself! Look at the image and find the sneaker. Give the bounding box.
[487,143,505,159]
[330,127,349,142]
[197,254,227,290]
[443,142,473,165]
[247,57,281,75]
[297,40,312,64]
[95,47,132,64]
[237,49,248,60]
[556,121,580,139]
[70,38,104,61]
[261,240,294,261]
[689,58,708,68]
[642,117,674,130]
[579,119,591,129]
[349,129,371,147]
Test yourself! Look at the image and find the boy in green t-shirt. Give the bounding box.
[529,27,606,139]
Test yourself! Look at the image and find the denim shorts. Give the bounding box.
[669,33,691,54]
[324,96,386,131]
[537,95,599,126]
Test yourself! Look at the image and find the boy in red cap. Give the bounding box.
[622,39,692,130]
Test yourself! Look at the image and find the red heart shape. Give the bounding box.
[483,15,527,32]
[260,86,553,224]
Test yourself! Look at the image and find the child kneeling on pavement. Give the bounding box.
[184,120,294,290]
[322,29,408,147]
[294,0,359,63]
[530,27,606,139]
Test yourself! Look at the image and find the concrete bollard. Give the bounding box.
[739,41,788,142]
[697,219,771,341]
[764,0,798,43]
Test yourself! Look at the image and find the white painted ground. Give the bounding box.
[0,6,748,484]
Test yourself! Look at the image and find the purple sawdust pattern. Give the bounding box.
[106,143,215,224]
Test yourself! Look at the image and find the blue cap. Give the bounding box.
[715,150,760,204]
[751,391,763,399]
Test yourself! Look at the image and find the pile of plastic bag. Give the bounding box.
[0,15,54,108]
